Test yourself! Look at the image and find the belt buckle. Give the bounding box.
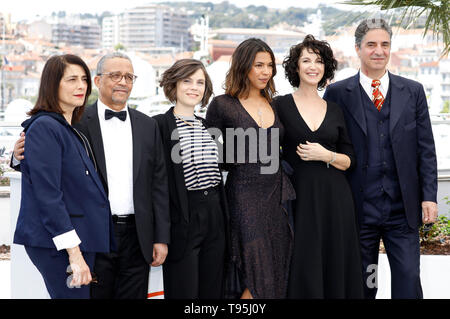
[114,215,128,224]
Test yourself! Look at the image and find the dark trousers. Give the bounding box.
[360,210,422,299]
[25,246,96,299]
[90,219,149,299]
[163,187,226,299]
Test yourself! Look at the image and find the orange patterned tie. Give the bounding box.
[371,79,384,111]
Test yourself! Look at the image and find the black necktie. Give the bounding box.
[105,109,127,121]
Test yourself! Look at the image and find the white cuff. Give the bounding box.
[52,229,81,251]
[12,156,21,166]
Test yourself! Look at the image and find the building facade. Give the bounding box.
[211,27,306,55]
[102,4,192,51]
[27,16,101,49]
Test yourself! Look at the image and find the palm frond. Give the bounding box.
[340,0,449,56]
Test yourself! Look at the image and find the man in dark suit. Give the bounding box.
[324,18,438,299]
[13,52,170,299]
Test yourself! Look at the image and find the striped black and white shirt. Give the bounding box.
[174,114,221,190]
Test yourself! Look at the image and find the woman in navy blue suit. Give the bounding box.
[13,54,114,299]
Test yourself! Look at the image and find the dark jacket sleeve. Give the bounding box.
[323,84,339,106]
[334,103,356,171]
[9,132,24,171]
[150,119,171,244]
[10,154,21,171]
[415,83,438,202]
[23,119,75,238]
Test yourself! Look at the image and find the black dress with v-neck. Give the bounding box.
[274,94,364,299]
[206,94,296,299]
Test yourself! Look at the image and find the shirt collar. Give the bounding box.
[359,69,390,89]
[97,99,128,119]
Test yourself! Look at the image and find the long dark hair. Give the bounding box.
[225,38,277,102]
[28,54,92,123]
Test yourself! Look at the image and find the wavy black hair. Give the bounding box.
[282,34,337,90]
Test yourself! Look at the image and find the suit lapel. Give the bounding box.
[84,102,108,188]
[388,72,410,135]
[345,73,367,135]
[129,108,142,185]
[166,108,190,223]
[71,128,108,199]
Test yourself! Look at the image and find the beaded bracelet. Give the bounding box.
[327,151,336,168]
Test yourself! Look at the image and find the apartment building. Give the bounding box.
[102,15,120,49]
[27,16,101,49]
[50,17,101,49]
[0,12,12,36]
[211,27,306,55]
[102,4,192,51]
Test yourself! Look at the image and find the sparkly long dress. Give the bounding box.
[206,94,295,299]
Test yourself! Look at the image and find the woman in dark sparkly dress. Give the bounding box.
[206,38,295,299]
[274,35,364,298]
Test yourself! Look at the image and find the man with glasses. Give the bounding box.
[13,52,170,299]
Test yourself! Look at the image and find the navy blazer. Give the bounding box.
[14,112,113,253]
[324,72,437,229]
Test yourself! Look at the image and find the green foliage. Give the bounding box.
[114,43,126,51]
[0,177,9,186]
[160,1,366,35]
[0,164,10,186]
[87,89,99,106]
[420,197,450,242]
[441,100,450,113]
[420,215,450,242]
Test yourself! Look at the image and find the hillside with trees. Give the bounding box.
[160,1,367,35]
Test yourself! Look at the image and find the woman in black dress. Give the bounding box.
[275,35,364,298]
[206,38,295,299]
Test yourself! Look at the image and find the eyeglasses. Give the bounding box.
[98,72,137,84]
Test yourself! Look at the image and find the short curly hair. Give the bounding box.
[282,34,337,90]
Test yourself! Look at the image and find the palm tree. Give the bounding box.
[341,0,449,56]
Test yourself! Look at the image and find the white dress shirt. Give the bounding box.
[359,70,390,101]
[97,99,135,216]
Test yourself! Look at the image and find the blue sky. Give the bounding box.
[2,0,366,21]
